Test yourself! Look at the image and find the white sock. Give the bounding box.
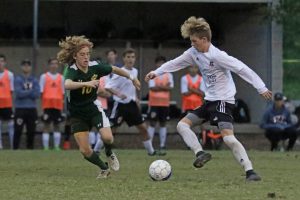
[8,120,14,149]
[89,132,96,146]
[159,127,167,148]
[0,120,2,149]
[42,132,50,149]
[223,135,253,172]
[53,132,61,148]
[94,137,104,153]
[147,126,155,141]
[143,139,155,154]
[177,121,203,155]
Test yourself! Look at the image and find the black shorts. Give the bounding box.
[189,100,234,126]
[0,108,14,120]
[110,100,144,127]
[147,106,169,123]
[41,109,65,124]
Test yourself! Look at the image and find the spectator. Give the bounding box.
[0,54,14,149]
[147,56,174,155]
[40,58,64,150]
[261,92,298,151]
[180,65,204,115]
[105,49,122,67]
[13,59,40,149]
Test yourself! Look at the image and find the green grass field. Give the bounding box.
[0,150,299,200]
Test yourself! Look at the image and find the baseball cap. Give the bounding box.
[274,92,284,101]
[21,59,31,66]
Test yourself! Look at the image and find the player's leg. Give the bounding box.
[25,109,37,149]
[157,107,169,155]
[0,120,2,149]
[63,118,71,150]
[13,109,25,150]
[93,134,104,154]
[147,106,157,141]
[41,109,51,150]
[265,128,281,151]
[52,109,63,151]
[74,131,110,178]
[7,119,14,149]
[284,126,298,151]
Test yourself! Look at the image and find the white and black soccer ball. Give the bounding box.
[149,160,172,181]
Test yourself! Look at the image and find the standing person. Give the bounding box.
[105,48,156,156]
[181,65,204,115]
[261,92,298,151]
[0,54,14,149]
[13,59,40,149]
[106,49,122,67]
[40,58,64,151]
[145,17,272,181]
[58,36,140,178]
[147,56,174,156]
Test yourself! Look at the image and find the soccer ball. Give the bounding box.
[149,160,172,181]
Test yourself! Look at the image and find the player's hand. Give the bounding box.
[132,78,141,90]
[145,71,157,82]
[85,80,99,88]
[261,90,272,100]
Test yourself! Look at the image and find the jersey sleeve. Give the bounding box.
[180,76,188,94]
[8,71,14,91]
[39,74,46,93]
[148,79,155,88]
[215,50,244,73]
[96,64,113,77]
[169,73,174,88]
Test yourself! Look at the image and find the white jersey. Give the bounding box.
[0,70,14,91]
[105,66,138,104]
[154,44,268,103]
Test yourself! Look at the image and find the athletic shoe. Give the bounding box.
[107,152,120,171]
[246,170,261,181]
[63,141,71,150]
[54,147,61,151]
[193,151,212,168]
[158,147,167,156]
[97,169,110,179]
[148,150,157,156]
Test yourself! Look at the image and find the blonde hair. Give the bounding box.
[57,36,93,64]
[181,16,211,41]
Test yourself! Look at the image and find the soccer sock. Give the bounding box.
[159,127,167,148]
[143,139,155,154]
[147,126,155,141]
[104,143,113,157]
[0,120,2,149]
[8,120,14,149]
[94,137,104,153]
[223,135,253,172]
[89,132,96,146]
[42,132,50,149]
[53,132,61,148]
[84,151,108,170]
[177,122,203,155]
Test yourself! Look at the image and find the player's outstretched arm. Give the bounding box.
[65,79,99,90]
[111,66,141,90]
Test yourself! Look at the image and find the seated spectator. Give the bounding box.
[261,92,298,151]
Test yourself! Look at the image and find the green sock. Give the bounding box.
[84,151,108,170]
[104,143,113,157]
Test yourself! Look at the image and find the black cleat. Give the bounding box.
[193,151,212,168]
[158,147,167,156]
[148,150,157,156]
[246,170,261,181]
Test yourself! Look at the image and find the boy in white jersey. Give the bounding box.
[40,58,64,150]
[106,48,155,155]
[145,17,272,181]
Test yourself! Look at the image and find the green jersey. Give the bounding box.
[64,61,112,119]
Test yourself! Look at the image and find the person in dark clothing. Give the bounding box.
[13,59,40,149]
[261,92,298,151]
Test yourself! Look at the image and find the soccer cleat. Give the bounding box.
[54,147,61,151]
[107,152,120,171]
[158,147,167,156]
[193,151,212,168]
[148,150,157,156]
[246,170,261,181]
[96,169,110,179]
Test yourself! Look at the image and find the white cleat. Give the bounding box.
[96,169,110,179]
[107,152,120,171]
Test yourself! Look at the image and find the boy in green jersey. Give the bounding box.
[58,36,140,178]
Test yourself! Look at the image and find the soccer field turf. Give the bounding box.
[0,150,299,200]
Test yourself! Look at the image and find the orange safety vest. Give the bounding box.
[0,69,13,108]
[42,73,64,110]
[149,73,171,107]
[182,74,203,111]
[97,76,108,110]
